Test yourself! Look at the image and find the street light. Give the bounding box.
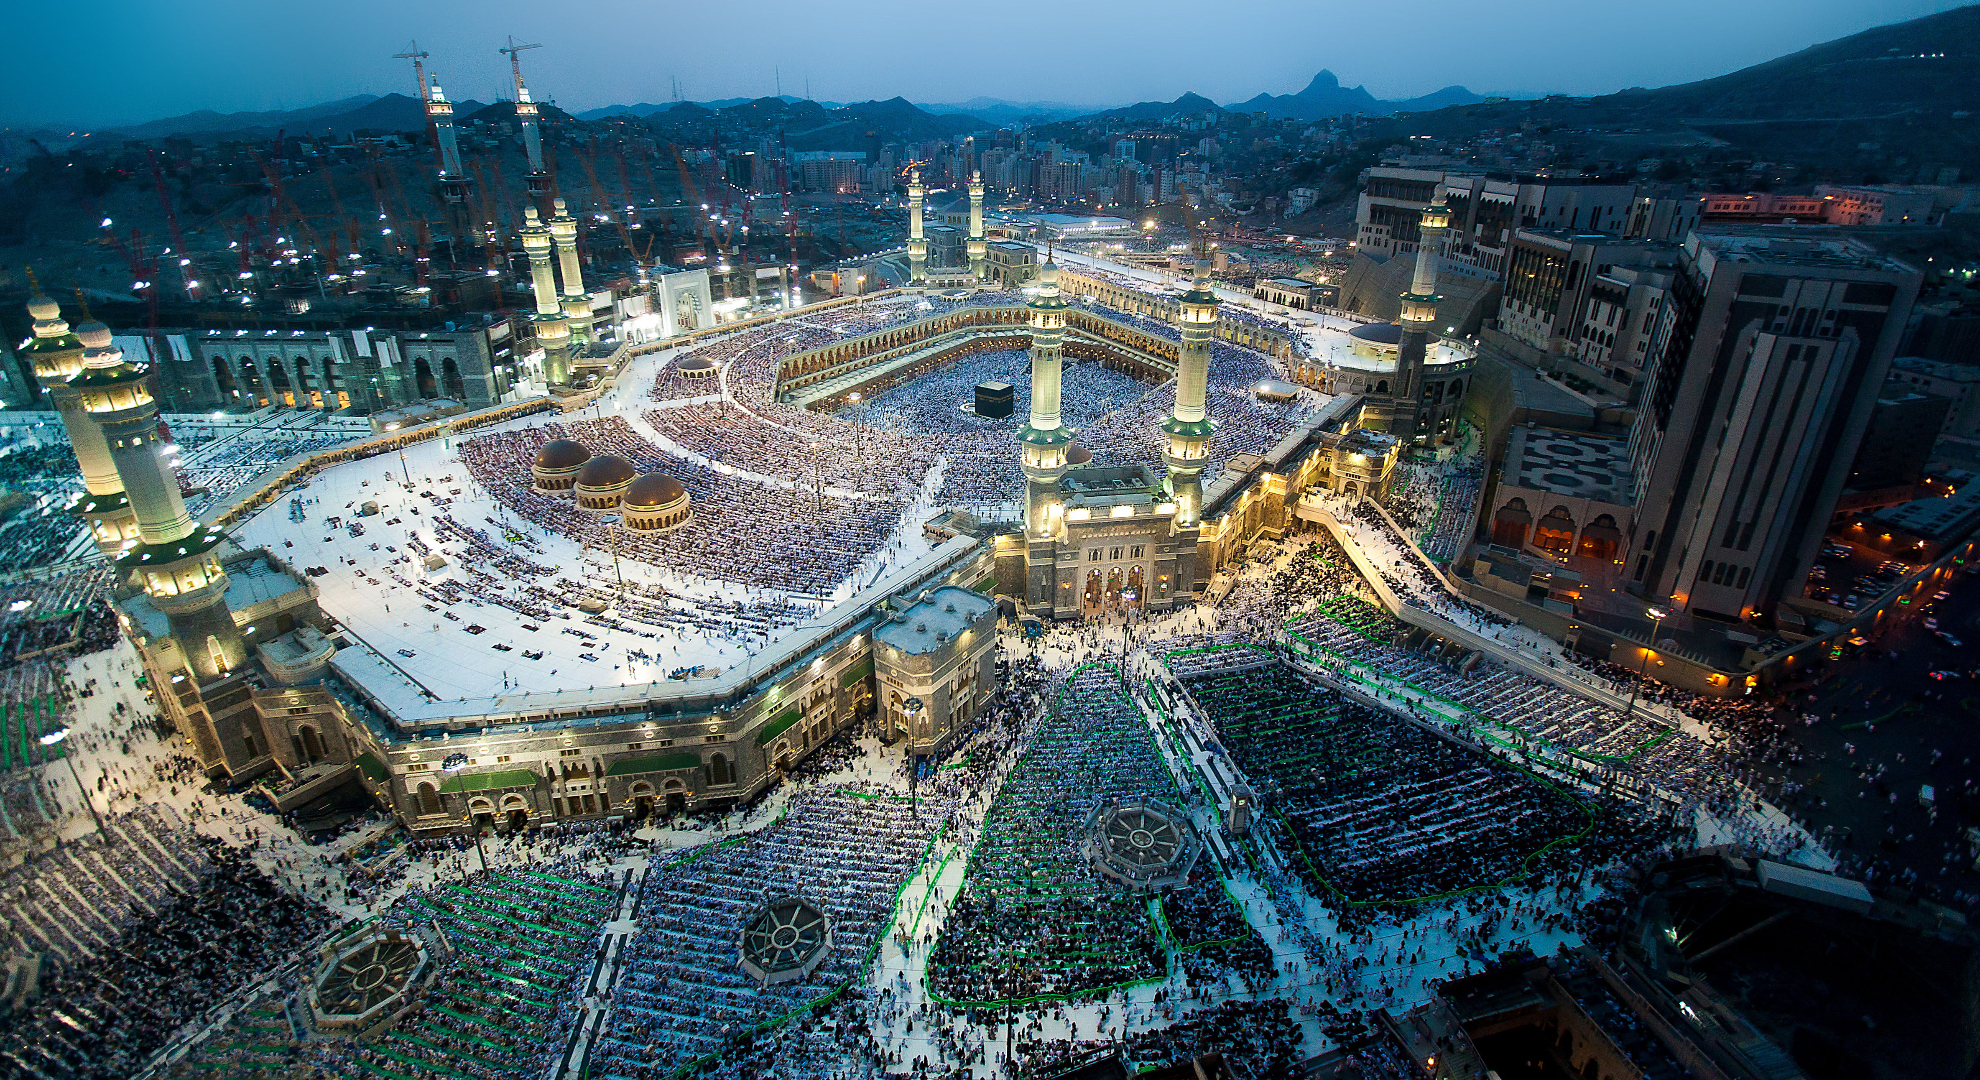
[1625,606,1668,725]
[440,753,491,876]
[39,728,104,836]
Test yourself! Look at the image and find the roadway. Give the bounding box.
[1760,559,1980,902]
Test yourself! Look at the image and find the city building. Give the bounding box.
[1890,356,1980,439]
[872,585,998,757]
[1625,227,1922,622]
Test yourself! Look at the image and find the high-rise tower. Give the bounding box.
[967,170,987,283]
[1389,201,1448,443]
[1018,260,1073,549]
[24,294,138,552]
[1162,259,1220,527]
[907,170,927,286]
[548,197,591,344]
[521,205,571,386]
[72,330,244,680]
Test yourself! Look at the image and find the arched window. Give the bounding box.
[709,754,732,786]
[416,782,441,815]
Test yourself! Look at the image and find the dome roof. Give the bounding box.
[76,322,112,349]
[1065,444,1093,466]
[574,453,637,489]
[27,295,60,321]
[1348,322,1404,345]
[624,472,687,507]
[534,439,592,471]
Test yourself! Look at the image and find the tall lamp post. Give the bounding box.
[40,728,104,836]
[440,752,490,877]
[1625,606,1668,725]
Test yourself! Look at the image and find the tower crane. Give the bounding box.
[393,41,441,174]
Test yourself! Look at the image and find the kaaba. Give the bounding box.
[974,381,1015,419]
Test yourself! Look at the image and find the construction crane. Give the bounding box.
[498,37,541,94]
[393,41,441,174]
[146,151,196,301]
[319,164,367,270]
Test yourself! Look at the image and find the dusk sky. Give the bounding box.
[8,0,1969,128]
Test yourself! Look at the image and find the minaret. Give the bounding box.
[23,293,137,552]
[73,329,244,681]
[1391,202,1449,444]
[907,170,927,286]
[1019,260,1073,547]
[426,73,473,247]
[548,198,591,344]
[505,43,552,213]
[521,205,571,386]
[1162,259,1220,528]
[966,170,987,283]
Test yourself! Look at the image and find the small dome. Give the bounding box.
[1348,322,1404,345]
[27,295,60,321]
[575,453,636,489]
[534,439,592,471]
[76,322,113,349]
[1254,378,1300,402]
[1066,444,1093,466]
[624,472,687,507]
[678,357,717,372]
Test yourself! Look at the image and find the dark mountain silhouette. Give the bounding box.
[784,97,987,151]
[1235,70,1485,119]
[1602,3,1980,119]
[91,93,490,143]
[1087,91,1224,122]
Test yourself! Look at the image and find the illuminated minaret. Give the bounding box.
[73,329,244,681]
[426,74,470,210]
[907,170,927,285]
[1018,260,1072,547]
[503,40,552,212]
[521,205,571,386]
[1391,201,1449,443]
[548,198,592,344]
[966,170,987,283]
[1162,259,1220,527]
[23,294,137,552]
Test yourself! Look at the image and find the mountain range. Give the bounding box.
[79,72,1490,145]
[63,5,1978,149]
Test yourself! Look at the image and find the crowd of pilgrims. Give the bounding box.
[1013,997,1306,1080]
[592,787,950,1078]
[1383,440,1487,564]
[927,662,1271,1005]
[179,423,361,518]
[0,437,88,567]
[458,415,904,596]
[1170,657,1669,921]
[0,816,337,1080]
[0,567,119,666]
[641,288,1313,515]
[295,861,620,1080]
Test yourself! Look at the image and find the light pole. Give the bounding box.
[601,513,627,600]
[440,752,490,876]
[40,728,104,836]
[1625,606,1668,725]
